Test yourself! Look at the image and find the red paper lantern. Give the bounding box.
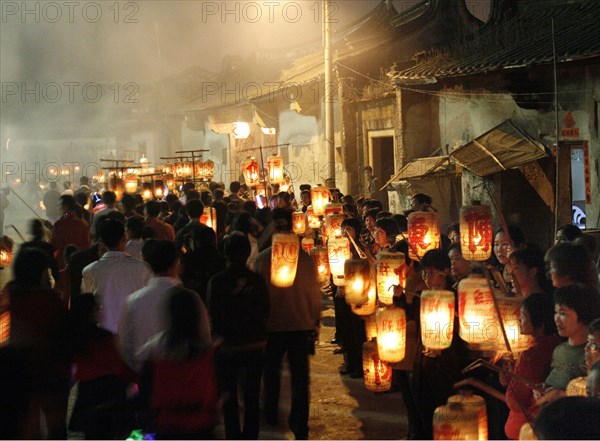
[241,157,260,187]
[362,340,392,392]
[458,274,498,349]
[292,211,306,235]
[325,203,344,216]
[460,205,493,261]
[310,185,330,216]
[407,211,441,260]
[267,155,284,184]
[200,207,217,233]
[325,213,345,239]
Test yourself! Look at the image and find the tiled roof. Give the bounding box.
[396,0,600,81]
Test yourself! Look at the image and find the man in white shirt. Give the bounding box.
[82,218,152,333]
[124,215,144,259]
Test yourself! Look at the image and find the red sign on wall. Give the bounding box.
[561,112,580,139]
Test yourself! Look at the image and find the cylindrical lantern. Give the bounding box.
[292,211,306,235]
[376,306,407,363]
[566,376,587,397]
[181,161,193,179]
[362,340,392,392]
[271,233,300,288]
[165,174,176,191]
[325,202,344,216]
[325,213,345,239]
[310,185,330,216]
[301,237,315,254]
[163,163,173,174]
[306,207,321,229]
[154,180,165,199]
[433,402,479,440]
[458,274,498,348]
[194,161,205,180]
[352,286,377,317]
[448,391,488,440]
[495,297,533,353]
[310,246,330,283]
[267,155,284,184]
[460,205,493,261]
[200,207,217,233]
[125,174,138,194]
[407,211,441,260]
[327,237,352,287]
[141,182,153,201]
[203,160,215,181]
[519,423,537,441]
[0,236,14,269]
[344,259,372,306]
[376,251,406,305]
[241,157,260,187]
[364,314,378,340]
[420,290,455,351]
[174,161,183,178]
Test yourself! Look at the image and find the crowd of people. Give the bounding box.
[1,176,600,440]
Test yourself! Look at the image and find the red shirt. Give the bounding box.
[145,217,176,242]
[50,211,91,267]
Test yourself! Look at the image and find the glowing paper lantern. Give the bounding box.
[165,174,176,191]
[325,213,345,239]
[460,205,493,261]
[448,391,488,440]
[301,237,315,254]
[271,233,300,288]
[420,290,456,351]
[0,236,14,269]
[325,203,344,216]
[376,306,407,363]
[200,207,217,233]
[344,259,372,306]
[267,155,284,184]
[458,274,498,348]
[202,160,215,181]
[232,121,250,139]
[376,251,406,305]
[141,182,153,201]
[433,402,479,440]
[181,161,193,179]
[364,314,378,340]
[154,180,165,199]
[327,237,352,287]
[310,246,330,283]
[306,207,321,229]
[310,185,330,216]
[495,297,533,354]
[362,340,392,392]
[125,174,138,194]
[241,157,260,187]
[292,211,306,235]
[407,211,441,260]
[352,286,377,317]
[163,163,173,174]
[255,182,268,197]
[0,293,10,344]
[519,423,537,440]
[174,161,184,178]
[566,376,587,397]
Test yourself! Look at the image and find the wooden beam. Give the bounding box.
[519,161,555,211]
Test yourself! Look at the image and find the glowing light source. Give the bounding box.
[310,246,330,284]
[376,306,407,363]
[447,391,488,440]
[362,340,392,392]
[376,251,406,305]
[267,155,284,184]
[460,205,493,261]
[407,211,441,260]
[271,232,300,288]
[200,207,217,233]
[327,237,352,287]
[241,157,260,187]
[458,274,497,348]
[232,121,251,139]
[125,174,138,194]
[420,290,455,351]
[292,211,306,235]
[344,259,372,306]
[433,402,479,440]
[310,185,330,216]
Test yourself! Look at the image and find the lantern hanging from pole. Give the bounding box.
[447,391,488,441]
[376,251,406,305]
[364,313,378,340]
[165,174,176,191]
[203,160,215,181]
[566,376,587,397]
[200,207,218,233]
[420,290,456,351]
[125,174,138,194]
[407,211,441,260]
[460,205,493,261]
[344,259,373,306]
[458,274,498,349]
[163,163,173,174]
[174,161,184,178]
[352,286,377,317]
[271,232,300,288]
[301,237,315,254]
[495,297,533,354]
[306,207,321,229]
[376,306,407,363]
[0,236,14,269]
[362,340,392,392]
[154,180,165,199]
[310,246,330,283]
[292,211,306,235]
[433,402,479,440]
[181,161,193,179]
[141,182,153,201]
[310,185,330,216]
[267,154,285,184]
[194,161,205,180]
[241,157,260,187]
[327,237,352,287]
[325,202,344,216]
[325,213,345,239]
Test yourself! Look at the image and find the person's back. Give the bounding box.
[51,195,91,268]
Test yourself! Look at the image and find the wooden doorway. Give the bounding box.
[368,130,395,210]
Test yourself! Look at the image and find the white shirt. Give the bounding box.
[82,251,153,333]
[119,276,189,372]
[125,239,143,260]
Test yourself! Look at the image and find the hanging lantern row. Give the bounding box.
[460,204,493,262]
[270,232,300,288]
[407,211,441,260]
[195,160,215,181]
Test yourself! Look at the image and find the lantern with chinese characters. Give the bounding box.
[292,211,306,235]
[325,213,345,239]
[181,161,193,179]
[448,391,488,440]
[407,211,441,260]
[271,233,300,288]
[301,237,315,254]
[267,155,284,184]
[306,207,321,229]
[420,290,455,351]
[376,251,406,305]
[310,246,330,283]
[460,205,493,261]
[566,376,587,396]
[165,174,176,191]
[362,340,392,392]
[154,180,165,199]
[241,157,260,187]
[433,402,479,440]
[344,259,373,306]
[376,306,407,363]
[0,236,14,269]
[310,185,330,216]
[495,297,533,353]
[458,274,498,348]
[364,313,378,340]
[327,237,352,287]
[325,203,344,216]
[174,161,184,179]
[125,174,138,194]
[200,207,218,233]
[202,160,215,181]
[352,286,377,317]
